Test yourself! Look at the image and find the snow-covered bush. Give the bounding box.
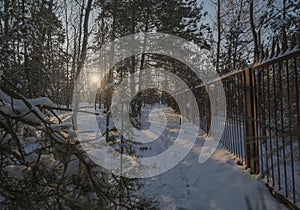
[0,86,157,209]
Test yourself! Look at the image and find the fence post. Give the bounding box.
[242,67,259,174]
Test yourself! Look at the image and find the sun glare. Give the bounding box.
[91,75,99,83]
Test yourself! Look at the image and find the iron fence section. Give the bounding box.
[195,46,300,208]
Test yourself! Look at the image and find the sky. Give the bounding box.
[202,0,216,25]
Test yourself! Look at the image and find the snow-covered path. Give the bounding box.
[77,104,287,209]
[141,139,286,210]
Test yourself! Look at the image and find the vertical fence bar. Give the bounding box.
[261,69,270,181]
[286,58,296,203]
[238,76,245,162]
[272,62,281,191]
[267,66,275,187]
[279,61,289,198]
[255,70,265,178]
[233,77,239,157]
[226,80,231,151]
[243,67,259,174]
[229,79,234,154]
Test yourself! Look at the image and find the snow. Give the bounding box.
[141,141,286,210]
[76,103,287,209]
[0,102,46,125]
[23,136,39,154]
[28,97,56,108]
[0,89,56,125]
[255,45,300,67]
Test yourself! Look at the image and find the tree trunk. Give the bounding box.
[281,0,287,51]
[105,0,117,141]
[249,0,259,63]
[73,0,93,129]
[216,0,221,73]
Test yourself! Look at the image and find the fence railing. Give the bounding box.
[197,45,300,209]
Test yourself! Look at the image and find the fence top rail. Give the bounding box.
[252,45,300,70]
[171,67,245,97]
[196,45,300,89]
[193,68,245,90]
[172,45,300,96]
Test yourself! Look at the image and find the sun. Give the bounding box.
[91,75,99,83]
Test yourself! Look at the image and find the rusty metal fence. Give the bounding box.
[196,45,300,209]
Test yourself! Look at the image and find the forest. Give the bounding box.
[0,0,300,209]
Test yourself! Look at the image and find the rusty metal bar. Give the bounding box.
[243,67,259,174]
[272,62,281,191]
